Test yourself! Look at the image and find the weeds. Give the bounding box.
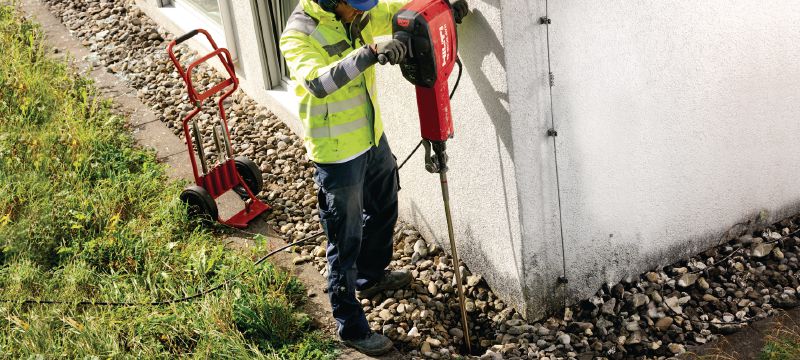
[760,319,800,360]
[0,3,334,358]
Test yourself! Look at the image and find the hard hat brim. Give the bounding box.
[348,0,379,11]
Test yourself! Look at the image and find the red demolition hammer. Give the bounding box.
[379,0,471,352]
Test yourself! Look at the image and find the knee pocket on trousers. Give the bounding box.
[331,284,348,296]
[392,154,401,192]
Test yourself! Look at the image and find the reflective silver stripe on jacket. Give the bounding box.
[307,23,350,56]
[308,116,370,138]
[304,46,377,98]
[303,93,369,117]
[311,30,327,45]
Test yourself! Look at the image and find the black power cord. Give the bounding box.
[0,229,325,307]
[1,55,467,308]
[451,57,463,100]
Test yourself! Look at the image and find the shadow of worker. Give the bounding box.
[456,8,513,159]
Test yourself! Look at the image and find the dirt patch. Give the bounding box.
[222,222,406,360]
[683,308,800,359]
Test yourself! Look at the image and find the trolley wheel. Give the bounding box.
[234,156,263,200]
[180,185,218,224]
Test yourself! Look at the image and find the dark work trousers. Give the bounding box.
[313,135,399,340]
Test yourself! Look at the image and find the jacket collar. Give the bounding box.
[301,0,338,25]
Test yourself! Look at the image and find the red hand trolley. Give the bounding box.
[167,29,270,228]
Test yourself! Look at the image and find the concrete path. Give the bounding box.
[16,1,404,358]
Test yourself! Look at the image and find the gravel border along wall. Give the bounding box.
[38,1,800,359]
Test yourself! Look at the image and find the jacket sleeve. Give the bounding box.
[369,0,412,37]
[280,30,378,99]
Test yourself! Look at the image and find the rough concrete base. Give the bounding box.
[17,1,401,358]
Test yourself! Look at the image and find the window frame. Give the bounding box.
[252,0,299,90]
[157,0,241,66]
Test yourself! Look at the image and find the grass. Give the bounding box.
[0,3,334,358]
[685,311,800,360]
[760,324,800,360]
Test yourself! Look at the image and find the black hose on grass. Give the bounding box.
[0,229,325,307]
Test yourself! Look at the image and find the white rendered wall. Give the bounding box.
[497,0,564,319]
[136,0,545,316]
[136,0,800,321]
[547,1,800,303]
[376,0,535,315]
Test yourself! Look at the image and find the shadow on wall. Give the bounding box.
[458,7,512,159]
[428,2,535,315]
[459,9,526,300]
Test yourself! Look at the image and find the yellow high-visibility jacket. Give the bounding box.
[280,0,408,164]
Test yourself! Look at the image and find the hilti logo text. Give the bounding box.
[439,24,449,67]
[397,17,410,27]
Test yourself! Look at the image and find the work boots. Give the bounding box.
[343,332,394,356]
[357,270,412,299]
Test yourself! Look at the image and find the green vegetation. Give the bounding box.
[760,326,800,360]
[0,4,333,358]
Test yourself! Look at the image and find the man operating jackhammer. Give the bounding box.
[279,0,469,355]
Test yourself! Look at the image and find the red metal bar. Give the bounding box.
[180,107,203,185]
[221,161,233,190]
[201,175,213,198]
[185,47,238,102]
[166,29,237,105]
[222,200,270,229]
[199,79,234,102]
[213,168,224,198]
[199,160,241,199]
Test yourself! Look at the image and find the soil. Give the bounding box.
[223,222,406,359]
[683,308,800,360]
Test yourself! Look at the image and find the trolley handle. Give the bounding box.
[175,29,199,45]
[167,29,239,105]
[167,29,231,79]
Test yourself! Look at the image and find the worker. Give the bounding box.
[280,0,469,355]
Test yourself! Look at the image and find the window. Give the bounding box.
[179,0,222,25]
[158,0,240,67]
[275,0,300,78]
[253,0,300,89]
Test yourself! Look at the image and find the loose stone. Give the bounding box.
[42,2,800,358]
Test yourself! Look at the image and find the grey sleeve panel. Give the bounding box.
[322,40,351,57]
[304,46,377,99]
[283,6,318,36]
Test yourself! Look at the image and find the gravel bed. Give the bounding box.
[38,1,800,358]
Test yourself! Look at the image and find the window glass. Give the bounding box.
[280,0,299,24]
[278,0,300,77]
[181,0,222,25]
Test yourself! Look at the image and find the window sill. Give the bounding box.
[267,83,299,114]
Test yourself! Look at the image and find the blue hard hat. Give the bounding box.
[347,0,378,11]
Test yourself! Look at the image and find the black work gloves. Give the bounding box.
[374,39,407,65]
[451,0,470,24]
